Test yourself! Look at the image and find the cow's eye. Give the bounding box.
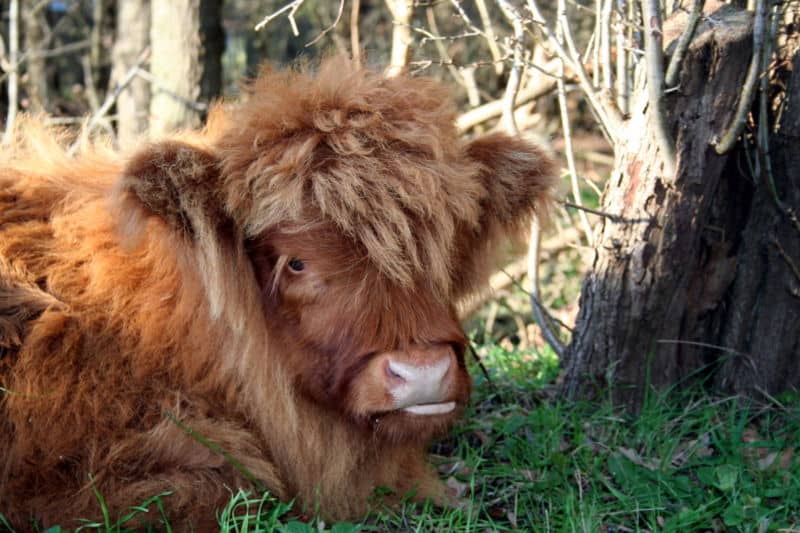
[287,258,305,272]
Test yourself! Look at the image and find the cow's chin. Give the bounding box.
[364,403,465,443]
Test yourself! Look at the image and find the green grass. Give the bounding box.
[4,344,800,532]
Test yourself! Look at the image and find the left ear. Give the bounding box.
[112,141,226,242]
[452,132,557,299]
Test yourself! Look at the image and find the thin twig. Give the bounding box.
[563,200,652,224]
[133,67,207,112]
[771,238,800,285]
[68,49,150,156]
[351,0,361,68]
[255,0,305,34]
[467,342,498,394]
[714,0,767,154]
[616,0,630,114]
[527,0,625,142]
[601,0,614,92]
[457,80,558,131]
[475,0,505,75]
[558,0,594,245]
[28,39,90,60]
[665,0,704,88]
[527,219,567,357]
[306,0,345,47]
[656,339,752,358]
[757,1,780,206]
[642,0,676,176]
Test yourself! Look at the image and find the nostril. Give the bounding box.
[385,360,407,383]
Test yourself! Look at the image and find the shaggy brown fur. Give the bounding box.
[0,58,555,530]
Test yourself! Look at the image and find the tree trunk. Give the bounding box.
[149,0,201,137]
[112,0,150,148]
[21,1,50,114]
[561,6,800,406]
[199,0,224,103]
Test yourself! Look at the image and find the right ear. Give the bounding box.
[112,141,225,242]
[452,132,557,299]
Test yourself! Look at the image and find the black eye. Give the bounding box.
[287,258,305,272]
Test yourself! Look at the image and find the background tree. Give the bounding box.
[111,0,149,148]
[149,0,203,135]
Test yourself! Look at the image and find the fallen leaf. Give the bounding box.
[619,447,659,471]
[507,510,518,529]
[446,476,469,499]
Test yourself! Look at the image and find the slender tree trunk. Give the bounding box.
[385,0,414,77]
[561,6,800,406]
[112,0,150,148]
[199,0,224,103]
[149,0,201,136]
[22,1,50,114]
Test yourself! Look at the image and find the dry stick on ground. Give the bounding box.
[642,0,676,177]
[351,0,361,68]
[715,0,767,154]
[2,0,19,147]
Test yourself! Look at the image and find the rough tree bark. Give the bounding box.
[112,0,150,149]
[562,5,799,406]
[149,0,201,136]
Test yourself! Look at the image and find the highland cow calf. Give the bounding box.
[0,59,554,530]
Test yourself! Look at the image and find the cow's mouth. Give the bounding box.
[402,401,456,415]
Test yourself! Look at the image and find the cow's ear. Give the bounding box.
[112,141,226,241]
[452,132,558,299]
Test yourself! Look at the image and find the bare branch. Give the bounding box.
[528,218,566,357]
[496,0,526,134]
[456,72,558,132]
[68,49,151,156]
[306,0,346,47]
[526,0,625,142]
[642,0,676,176]
[557,0,594,246]
[351,0,361,68]
[714,0,767,154]
[475,0,505,75]
[255,0,305,34]
[665,0,704,88]
[616,0,631,114]
[601,0,614,91]
[425,8,476,95]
